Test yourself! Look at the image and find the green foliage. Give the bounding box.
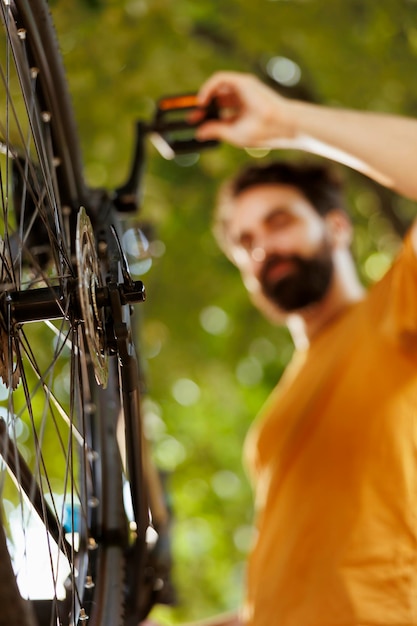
[45,0,417,621]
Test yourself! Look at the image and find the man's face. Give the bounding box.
[226,183,336,315]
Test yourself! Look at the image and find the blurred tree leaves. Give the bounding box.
[47,0,417,622]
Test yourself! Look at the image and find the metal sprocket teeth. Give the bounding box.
[75,207,108,387]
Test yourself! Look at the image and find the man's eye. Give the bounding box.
[270,213,292,228]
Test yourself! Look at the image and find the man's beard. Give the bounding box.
[260,240,334,313]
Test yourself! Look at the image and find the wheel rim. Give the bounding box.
[0,2,103,624]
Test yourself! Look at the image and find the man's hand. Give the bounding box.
[196,71,297,148]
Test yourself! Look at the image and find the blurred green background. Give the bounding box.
[50,0,417,622]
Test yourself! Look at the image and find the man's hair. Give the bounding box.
[213,160,346,257]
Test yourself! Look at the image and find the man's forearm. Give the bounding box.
[184,611,241,626]
[141,610,241,626]
[282,99,417,200]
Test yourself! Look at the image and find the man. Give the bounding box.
[144,72,417,625]
[211,157,417,626]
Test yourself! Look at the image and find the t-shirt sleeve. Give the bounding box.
[375,230,417,343]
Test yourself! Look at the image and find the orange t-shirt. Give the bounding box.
[243,234,417,625]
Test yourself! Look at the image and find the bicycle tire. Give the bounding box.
[0,1,130,624]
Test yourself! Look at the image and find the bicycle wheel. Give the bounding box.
[0,1,130,624]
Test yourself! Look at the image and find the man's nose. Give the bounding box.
[250,228,283,262]
[251,247,266,262]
